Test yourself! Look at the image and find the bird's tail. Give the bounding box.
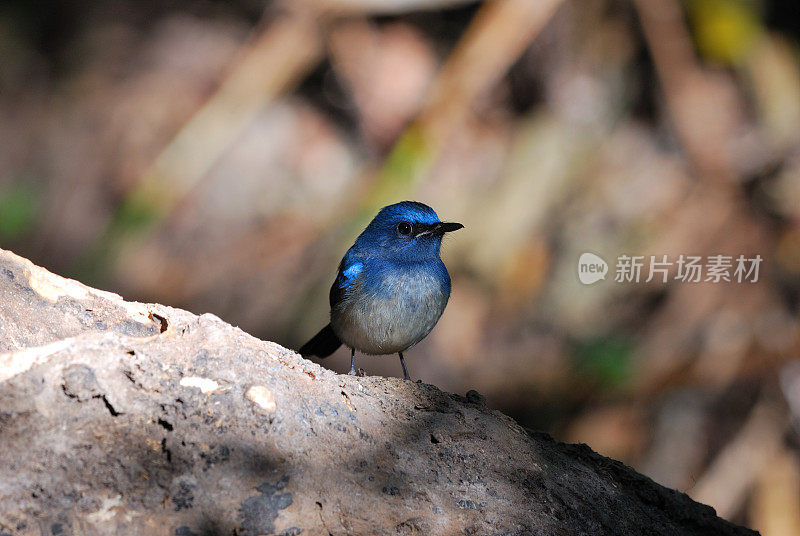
[298,324,341,358]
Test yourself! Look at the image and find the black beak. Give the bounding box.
[436,222,464,234]
[417,221,464,237]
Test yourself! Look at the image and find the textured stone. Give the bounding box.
[0,248,757,536]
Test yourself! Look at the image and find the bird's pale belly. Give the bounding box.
[331,270,448,355]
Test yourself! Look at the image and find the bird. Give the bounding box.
[299,201,463,380]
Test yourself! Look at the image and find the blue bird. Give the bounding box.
[299,201,463,380]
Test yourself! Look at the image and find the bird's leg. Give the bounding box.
[398,352,411,381]
[348,348,357,376]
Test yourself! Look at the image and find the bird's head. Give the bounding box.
[354,201,463,261]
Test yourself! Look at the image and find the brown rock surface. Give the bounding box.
[0,248,757,535]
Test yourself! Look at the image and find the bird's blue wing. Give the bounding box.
[329,249,363,308]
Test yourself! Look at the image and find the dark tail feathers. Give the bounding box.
[298,324,341,358]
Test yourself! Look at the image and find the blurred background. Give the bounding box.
[2,0,800,531]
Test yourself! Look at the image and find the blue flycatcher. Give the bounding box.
[299,201,462,380]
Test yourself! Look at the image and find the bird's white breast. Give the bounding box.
[331,266,448,355]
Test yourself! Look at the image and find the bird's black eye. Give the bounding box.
[396,222,413,236]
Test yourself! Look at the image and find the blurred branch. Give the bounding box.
[690,395,787,519]
[744,34,800,153]
[363,0,566,211]
[417,0,562,141]
[781,359,800,435]
[77,7,325,282]
[326,18,437,149]
[629,0,782,395]
[633,0,740,183]
[125,10,323,227]
[749,448,800,536]
[311,0,479,15]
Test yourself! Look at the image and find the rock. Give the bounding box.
[0,248,757,535]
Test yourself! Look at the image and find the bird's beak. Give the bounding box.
[416,221,463,237]
[436,222,464,234]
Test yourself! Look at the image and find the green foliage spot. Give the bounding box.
[0,183,38,240]
[572,336,633,390]
[112,194,163,237]
[380,126,431,187]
